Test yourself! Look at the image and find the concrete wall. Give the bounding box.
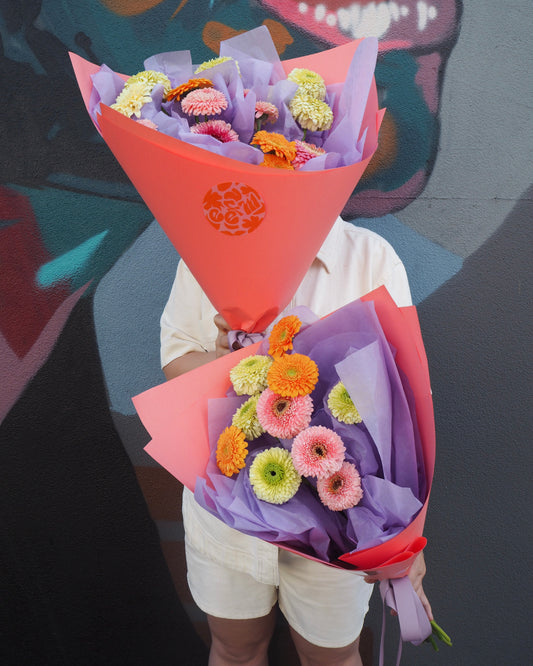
[1,1,531,664]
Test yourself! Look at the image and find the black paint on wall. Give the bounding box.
[0,296,208,665]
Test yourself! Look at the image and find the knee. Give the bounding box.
[210,632,271,665]
[292,631,362,666]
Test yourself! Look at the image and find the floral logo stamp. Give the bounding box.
[203,182,266,235]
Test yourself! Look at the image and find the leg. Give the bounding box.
[207,609,276,666]
[290,630,363,666]
[277,549,373,662]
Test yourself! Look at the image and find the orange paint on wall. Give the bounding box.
[361,110,398,181]
[98,0,167,17]
[203,19,293,55]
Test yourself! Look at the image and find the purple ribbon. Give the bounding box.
[227,330,266,351]
[378,576,432,666]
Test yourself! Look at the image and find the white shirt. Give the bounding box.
[160,217,412,585]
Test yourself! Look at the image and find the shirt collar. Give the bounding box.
[315,216,342,273]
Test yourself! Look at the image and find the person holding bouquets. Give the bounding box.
[161,216,432,666]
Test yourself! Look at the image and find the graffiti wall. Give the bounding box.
[1,1,531,664]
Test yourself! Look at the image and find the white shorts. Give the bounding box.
[185,540,373,649]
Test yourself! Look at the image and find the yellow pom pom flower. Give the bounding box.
[287,67,327,100]
[195,56,240,75]
[289,93,333,132]
[230,355,273,396]
[111,81,153,118]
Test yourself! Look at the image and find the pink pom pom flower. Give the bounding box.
[190,119,239,142]
[317,462,363,511]
[181,87,228,117]
[256,388,313,439]
[291,425,345,478]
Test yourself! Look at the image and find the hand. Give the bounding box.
[408,551,433,621]
[214,314,231,358]
[364,551,433,622]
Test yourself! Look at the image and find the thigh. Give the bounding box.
[277,549,373,649]
[185,541,277,620]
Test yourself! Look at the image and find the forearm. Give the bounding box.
[163,350,216,380]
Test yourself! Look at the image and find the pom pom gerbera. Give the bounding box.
[289,93,334,132]
[111,81,153,118]
[255,101,279,130]
[267,353,318,398]
[195,56,240,75]
[291,425,346,478]
[317,462,363,511]
[216,425,248,476]
[232,395,264,440]
[181,87,228,118]
[136,118,158,130]
[287,68,327,101]
[190,119,239,142]
[124,70,172,96]
[268,315,302,358]
[292,140,326,169]
[327,381,362,425]
[230,355,273,396]
[251,131,297,162]
[166,77,214,102]
[256,389,313,439]
[259,154,294,170]
[249,447,301,504]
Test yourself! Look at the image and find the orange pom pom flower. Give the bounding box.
[268,315,302,358]
[267,353,319,398]
[216,425,248,476]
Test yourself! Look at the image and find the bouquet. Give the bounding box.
[133,287,449,657]
[70,27,384,332]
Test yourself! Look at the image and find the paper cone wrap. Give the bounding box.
[70,34,383,331]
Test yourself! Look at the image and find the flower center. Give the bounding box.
[272,398,290,417]
[263,462,285,485]
[312,444,326,458]
[331,476,344,492]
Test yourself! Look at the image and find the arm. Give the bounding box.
[162,313,232,380]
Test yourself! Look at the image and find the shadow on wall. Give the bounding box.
[380,184,533,665]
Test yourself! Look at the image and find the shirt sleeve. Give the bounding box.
[380,258,413,308]
[160,260,217,368]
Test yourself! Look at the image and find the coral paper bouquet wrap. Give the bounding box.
[133,286,434,572]
[71,26,383,332]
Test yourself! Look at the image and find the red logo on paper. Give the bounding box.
[203,182,266,235]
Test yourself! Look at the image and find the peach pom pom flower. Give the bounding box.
[267,353,318,398]
[291,425,345,478]
[256,389,313,439]
[216,425,248,476]
[317,462,363,511]
[268,315,302,358]
[181,87,228,118]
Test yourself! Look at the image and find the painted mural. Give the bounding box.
[2,1,532,664]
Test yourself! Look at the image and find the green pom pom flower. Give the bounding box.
[232,395,264,440]
[249,447,301,504]
[327,381,362,425]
